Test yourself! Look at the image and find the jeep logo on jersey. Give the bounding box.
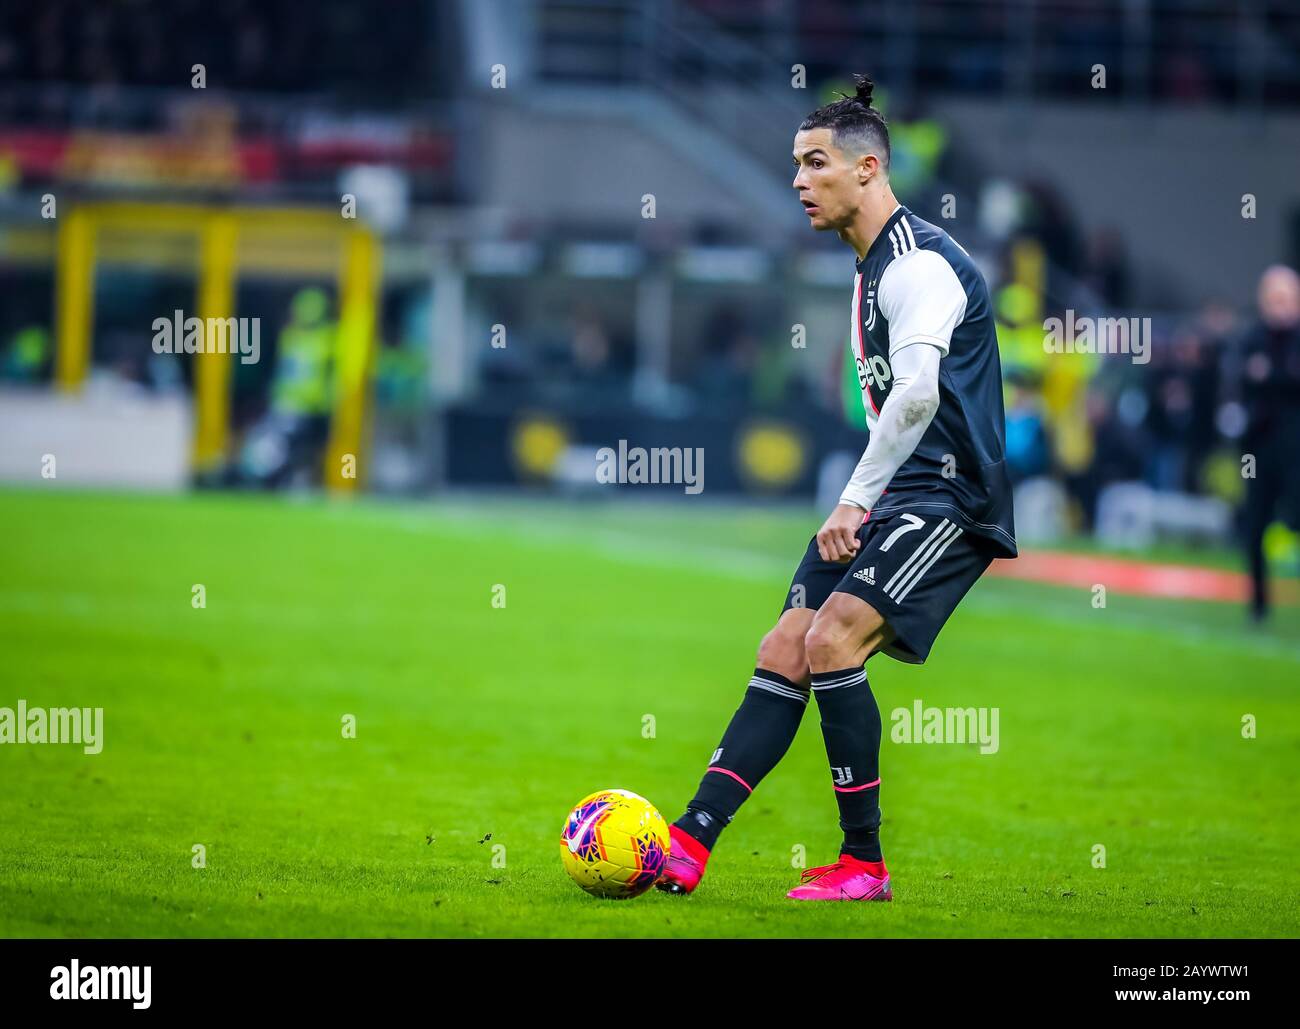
[857,353,891,391]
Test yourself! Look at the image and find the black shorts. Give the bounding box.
[780,508,993,664]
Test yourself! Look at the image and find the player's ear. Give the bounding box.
[857,153,874,185]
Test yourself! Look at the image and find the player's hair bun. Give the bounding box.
[853,74,875,107]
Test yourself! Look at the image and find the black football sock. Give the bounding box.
[674,668,810,851]
[810,666,883,863]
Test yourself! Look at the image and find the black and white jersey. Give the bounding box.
[850,204,1017,557]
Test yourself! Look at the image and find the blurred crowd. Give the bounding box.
[994,262,1300,617]
[0,0,437,102]
[689,0,1300,106]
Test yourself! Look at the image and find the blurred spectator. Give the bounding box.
[1064,389,1147,530]
[994,282,1047,385]
[563,306,626,391]
[1004,383,1050,483]
[1236,265,1300,620]
[237,287,336,488]
[0,325,50,383]
[1084,227,1132,309]
[694,303,757,409]
[550,306,633,404]
[1142,326,1218,493]
[1021,181,1084,281]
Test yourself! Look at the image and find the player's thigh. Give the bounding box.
[833,510,991,664]
[804,592,894,669]
[755,606,816,685]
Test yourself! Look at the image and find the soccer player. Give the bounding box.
[658,75,1017,901]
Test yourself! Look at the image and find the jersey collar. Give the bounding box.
[855,203,908,274]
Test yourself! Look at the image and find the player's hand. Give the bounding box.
[816,503,866,563]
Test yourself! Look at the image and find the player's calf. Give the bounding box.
[803,593,890,883]
[661,611,816,892]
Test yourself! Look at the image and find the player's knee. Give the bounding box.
[803,610,867,670]
[755,624,808,684]
[802,622,845,670]
[805,618,893,671]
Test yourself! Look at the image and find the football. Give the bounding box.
[559,788,670,899]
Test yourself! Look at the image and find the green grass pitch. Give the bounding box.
[1,488,1297,938]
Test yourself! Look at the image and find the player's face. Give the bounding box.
[792,128,860,231]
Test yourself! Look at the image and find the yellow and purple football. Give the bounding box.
[559,788,670,899]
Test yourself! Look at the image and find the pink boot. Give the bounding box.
[786,854,892,901]
[655,825,711,895]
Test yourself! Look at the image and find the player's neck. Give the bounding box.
[840,187,901,262]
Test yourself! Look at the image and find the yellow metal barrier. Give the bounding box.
[52,202,380,492]
[326,229,381,490]
[194,213,238,472]
[54,207,95,391]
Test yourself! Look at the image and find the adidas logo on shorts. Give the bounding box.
[853,566,876,586]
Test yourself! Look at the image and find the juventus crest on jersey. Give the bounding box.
[848,205,1017,558]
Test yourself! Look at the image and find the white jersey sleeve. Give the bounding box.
[876,248,968,358]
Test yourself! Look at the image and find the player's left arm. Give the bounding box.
[816,249,968,562]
